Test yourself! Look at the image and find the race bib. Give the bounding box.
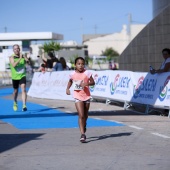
[73,80,83,90]
[16,67,25,74]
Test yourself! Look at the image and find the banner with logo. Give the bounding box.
[28,71,170,108]
[90,70,133,102]
[130,72,170,107]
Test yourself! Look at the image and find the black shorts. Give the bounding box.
[12,76,26,89]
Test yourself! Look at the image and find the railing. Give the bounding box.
[0,71,12,86]
[0,70,33,86]
[28,70,170,118]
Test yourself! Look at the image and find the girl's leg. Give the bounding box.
[84,102,90,130]
[75,101,85,134]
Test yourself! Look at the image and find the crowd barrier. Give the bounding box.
[28,70,170,117]
[0,71,12,86]
[0,71,33,86]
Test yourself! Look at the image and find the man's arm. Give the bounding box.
[9,54,22,67]
[23,53,31,64]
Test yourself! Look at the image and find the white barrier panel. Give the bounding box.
[28,71,74,100]
[89,70,133,102]
[28,71,170,108]
[131,72,170,107]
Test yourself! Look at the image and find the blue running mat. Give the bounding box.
[0,88,124,130]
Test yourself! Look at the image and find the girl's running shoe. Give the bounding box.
[80,134,86,143]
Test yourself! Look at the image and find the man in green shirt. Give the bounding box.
[9,44,30,111]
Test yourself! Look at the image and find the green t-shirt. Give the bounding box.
[10,54,26,80]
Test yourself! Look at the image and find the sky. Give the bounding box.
[0,0,152,44]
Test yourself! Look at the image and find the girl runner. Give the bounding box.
[66,57,95,142]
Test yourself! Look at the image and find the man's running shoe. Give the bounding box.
[22,105,27,111]
[13,102,18,111]
[80,134,86,143]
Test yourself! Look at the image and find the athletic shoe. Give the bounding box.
[13,102,18,111]
[22,105,27,111]
[80,134,86,143]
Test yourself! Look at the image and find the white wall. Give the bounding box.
[0,54,5,71]
[30,44,42,60]
[0,41,22,46]
[130,24,146,40]
[0,49,13,71]
[83,24,146,56]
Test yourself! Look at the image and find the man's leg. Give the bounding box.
[13,88,18,111]
[20,83,27,106]
[20,77,27,111]
[13,88,18,103]
[12,79,19,111]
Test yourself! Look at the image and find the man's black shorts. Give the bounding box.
[12,76,26,89]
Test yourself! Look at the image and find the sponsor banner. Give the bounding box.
[149,73,170,107]
[28,70,170,107]
[130,72,159,105]
[27,72,51,98]
[90,70,132,101]
[28,71,74,100]
[89,70,111,98]
[130,72,170,107]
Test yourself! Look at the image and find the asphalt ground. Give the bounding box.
[0,85,170,170]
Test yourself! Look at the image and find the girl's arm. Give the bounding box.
[80,75,95,88]
[88,75,95,86]
[66,79,73,95]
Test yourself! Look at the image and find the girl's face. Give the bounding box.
[75,59,85,72]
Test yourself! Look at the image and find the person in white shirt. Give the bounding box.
[150,48,170,116]
[150,48,170,74]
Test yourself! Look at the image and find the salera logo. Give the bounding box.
[89,74,98,92]
[110,74,120,95]
[133,76,144,98]
[158,76,170,101]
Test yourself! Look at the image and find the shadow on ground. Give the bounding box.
[86,132,133,143]
[89,105,165,117]
[0,133,44,153]
[88,109,161,116]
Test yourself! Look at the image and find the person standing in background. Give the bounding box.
[41,51,57,71]
[150,48,170,74]
[150,48,170,116]
[52,58,63,71]
[60,57,69,70]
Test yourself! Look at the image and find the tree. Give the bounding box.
[101,47,119,61]
[40,41,61,53]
